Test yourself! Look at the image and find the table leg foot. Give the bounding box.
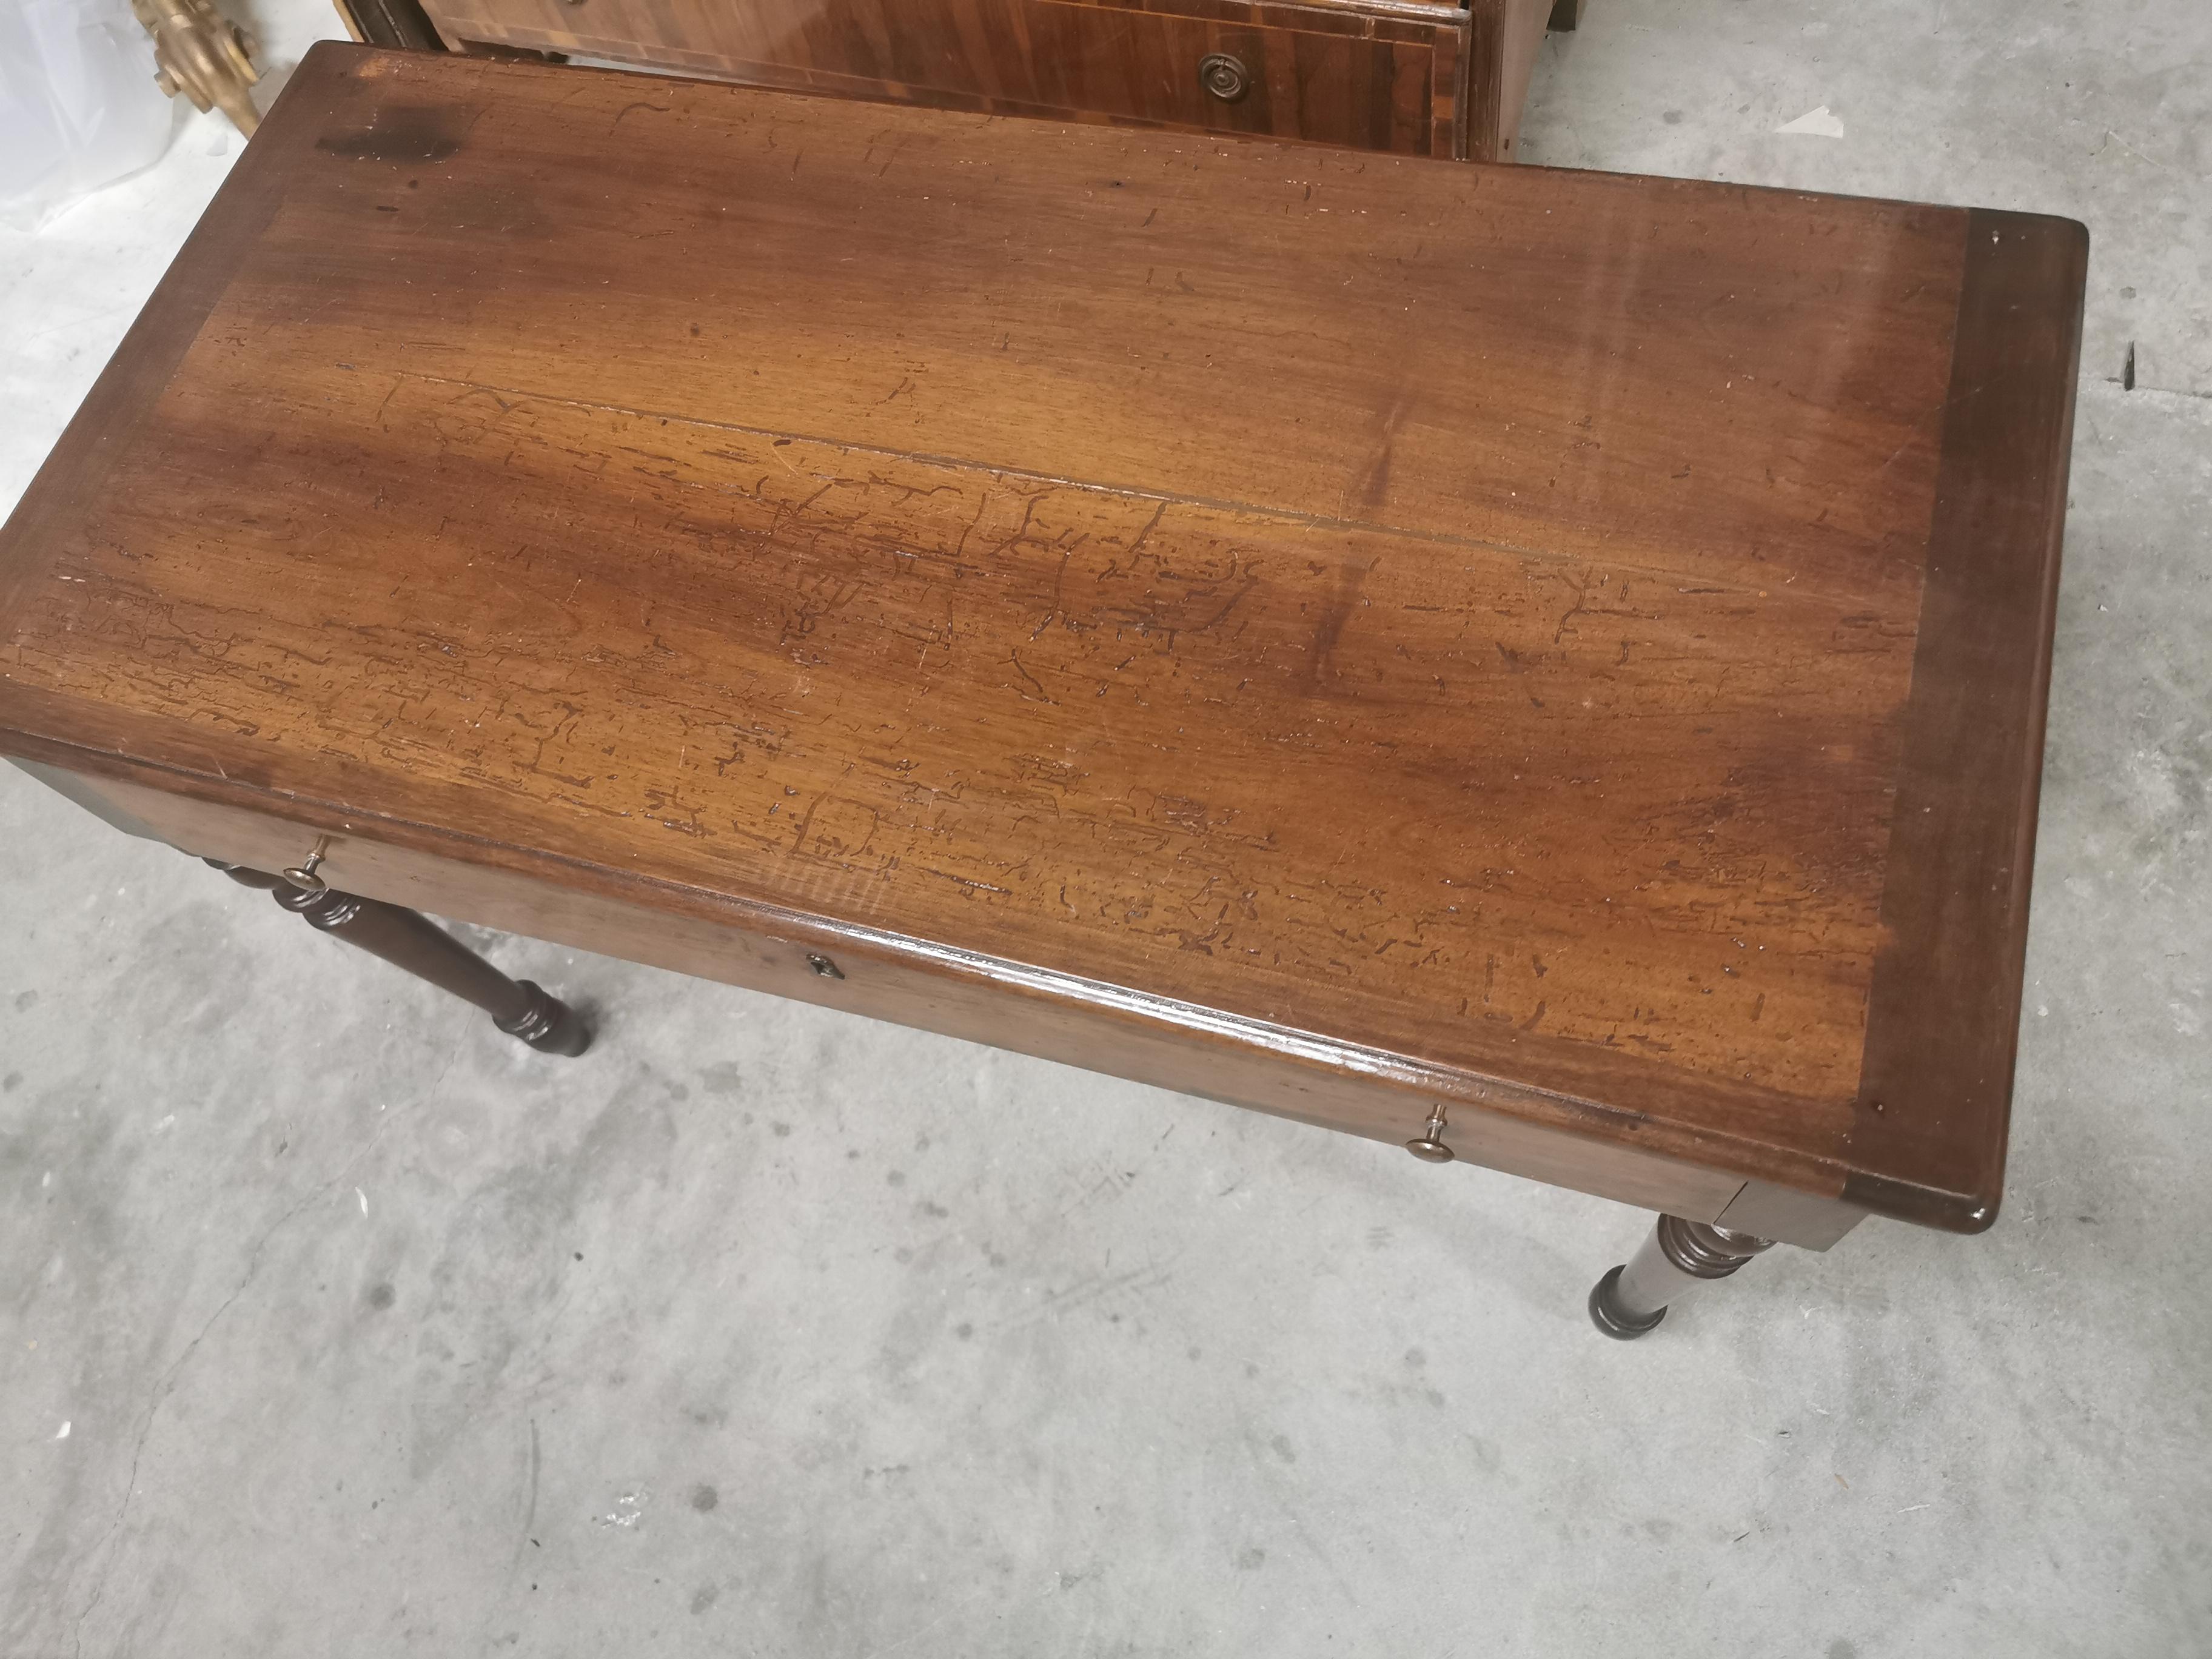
[492,979,594,1057]
[1587,1214,1772,1339]
[212,859,593,1057]
[1587,1264,1666,1339]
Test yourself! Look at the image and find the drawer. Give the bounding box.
[421,0,1471,158]
[19,755,1771,1228]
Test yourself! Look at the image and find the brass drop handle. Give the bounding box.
[282,835,330,893]
[1406,1105,1455,1164]
[1198,52,1251,103]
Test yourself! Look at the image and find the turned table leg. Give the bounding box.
[1587,1214,1773,1339]
[211,860,591,1056]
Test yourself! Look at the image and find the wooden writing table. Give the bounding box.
[0,44,2086,1335]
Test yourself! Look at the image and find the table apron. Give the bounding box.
[16,756,1872,1246]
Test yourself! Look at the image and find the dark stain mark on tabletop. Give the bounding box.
[318,106,468,163]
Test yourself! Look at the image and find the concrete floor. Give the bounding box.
[3,1,2208,1652]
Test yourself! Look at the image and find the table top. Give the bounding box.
[0,44,2085,1230]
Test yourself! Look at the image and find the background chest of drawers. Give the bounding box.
[383,0,1572,163]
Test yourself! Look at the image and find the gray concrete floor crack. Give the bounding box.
[66,1050,458,1656]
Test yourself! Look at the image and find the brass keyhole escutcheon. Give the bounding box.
[1406,1105,1455,1164]
[1199,52,1251,103]
[282,836,331,893]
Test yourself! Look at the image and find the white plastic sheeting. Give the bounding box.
[0,0,175,231]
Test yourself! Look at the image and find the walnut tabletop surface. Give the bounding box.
[0,44,2085,1235]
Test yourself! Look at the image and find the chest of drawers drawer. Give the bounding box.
[416,0,1552,161]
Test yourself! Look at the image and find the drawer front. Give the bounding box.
[423,0,1469,158]
[21,757,1777,1226]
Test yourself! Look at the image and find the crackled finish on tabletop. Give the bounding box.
[0,45,2085,1230]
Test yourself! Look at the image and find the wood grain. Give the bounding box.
[46,762,1766,1227]
[423,0,1469,157]
[1847,210,2087,1229]
[1463,0,1550,162]
[0,47,2088,1229]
